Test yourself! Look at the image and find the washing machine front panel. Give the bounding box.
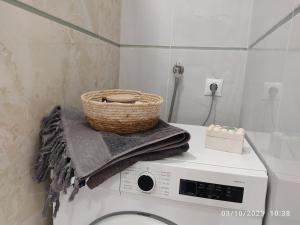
[54,182,265,225]
[120,160,267,212]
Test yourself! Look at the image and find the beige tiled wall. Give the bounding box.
[0,0,120,224]
[20,0,121,43]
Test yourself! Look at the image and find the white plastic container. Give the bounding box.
[205,125,245,154]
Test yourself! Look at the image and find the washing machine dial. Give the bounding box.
[137,172,155,192]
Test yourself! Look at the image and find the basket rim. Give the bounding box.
[81,89,163,106]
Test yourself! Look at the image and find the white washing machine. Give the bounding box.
[54,124,268,225]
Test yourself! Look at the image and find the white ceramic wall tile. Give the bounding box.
[241,0,300,155]
[278,51,300,134]
[254,18,292,50]
[240,50,286,132]
[277,13,300,134]
[120,0,174,46]
[172,0,253,47]
[167,49,247,127]
[242,2,300,223]
[119,47,171,120]
[249,0,295,46]
[240,18,292,131]
[287,13,300,50]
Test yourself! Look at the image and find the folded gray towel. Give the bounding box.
[35,106,190,217]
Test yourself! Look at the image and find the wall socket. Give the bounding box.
[204,78,223,96]
[263,82,282,100]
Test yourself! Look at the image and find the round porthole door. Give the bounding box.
[90,211,177,225]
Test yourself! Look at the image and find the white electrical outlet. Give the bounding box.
[204,78,223,96]
[263,82,282,100]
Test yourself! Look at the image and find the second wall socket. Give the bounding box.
[263,82,282,100]
[204,78,223,96]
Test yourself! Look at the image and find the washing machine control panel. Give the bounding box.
[179,179,244,203]
[120,161,267,211]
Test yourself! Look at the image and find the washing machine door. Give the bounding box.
[90,211,177,225]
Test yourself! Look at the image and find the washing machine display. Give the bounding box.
[179,179,244,203]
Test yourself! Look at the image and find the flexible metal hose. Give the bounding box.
[168,76,180,122]
[168,63,184,122]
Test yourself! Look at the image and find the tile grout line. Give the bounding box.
[165,3,176,121]
[120,44,247,51]
[0,0,120,47]
[171,46,247,51]
[249,4,300,49]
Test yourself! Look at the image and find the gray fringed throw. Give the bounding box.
[35,106,190,217]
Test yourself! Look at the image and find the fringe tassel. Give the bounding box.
[69,178,80,201]
[35,106,78,218]
[42,187,60,218]
[63,166,72,194]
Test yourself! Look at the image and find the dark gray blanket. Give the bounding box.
[35,106,190,217]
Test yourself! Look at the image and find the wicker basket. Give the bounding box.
[81,89,163,134]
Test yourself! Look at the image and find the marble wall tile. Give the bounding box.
[62,29,119,110]
[20,0,121,43]
[0,1,120,225]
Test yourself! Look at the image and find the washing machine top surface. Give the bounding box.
[162,123,267,172]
